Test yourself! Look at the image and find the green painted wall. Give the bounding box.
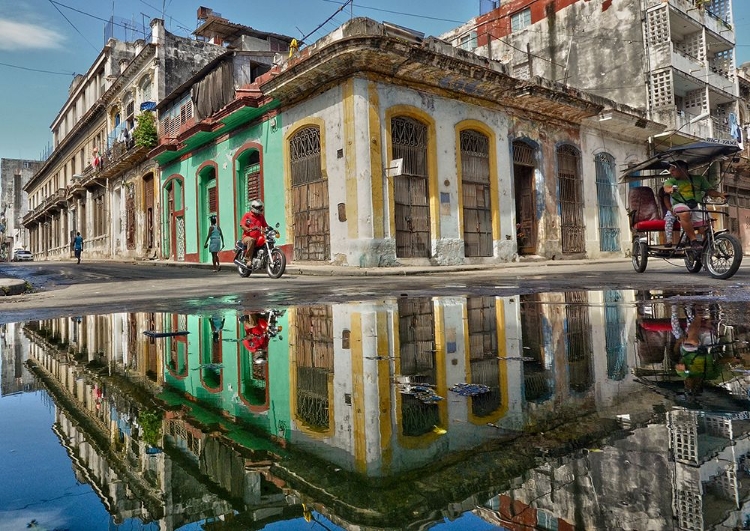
[163,310,291,439]
[160,116,286,263]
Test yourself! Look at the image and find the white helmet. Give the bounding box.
[250,200,264,214]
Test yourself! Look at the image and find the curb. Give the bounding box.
[1,278,29,296]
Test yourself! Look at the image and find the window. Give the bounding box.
[139,75,152,104]
[290,126,322,185]
[457,31,477,51]
[511,8,531,32]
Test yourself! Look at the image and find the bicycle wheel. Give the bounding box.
[704,233,742,279]
[632,239,647,273]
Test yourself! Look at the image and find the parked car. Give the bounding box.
[12,249,33,262]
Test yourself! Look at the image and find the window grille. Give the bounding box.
[208,185,217,213]
[290,126,322,185]
[246,163,261,202]
[565,291,592,392]
[646,7,669,46]
[595,152,620,252]
[649,70,673,109]
[513,141,535,166]
[557,145,585,254]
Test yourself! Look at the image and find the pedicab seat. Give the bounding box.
[628,186,681,232]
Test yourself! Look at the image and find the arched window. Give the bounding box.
[391,116,430,258]
[556,145,585,254]
[289,125,330,261]
[595,152,620,252]
[460,130,492,257]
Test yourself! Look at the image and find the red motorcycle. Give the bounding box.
[233,224,286,279]
[240,309,284,365]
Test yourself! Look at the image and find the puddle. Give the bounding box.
[2,289,750,529]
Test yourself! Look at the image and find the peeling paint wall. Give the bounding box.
[470,0,646,110]
[279,72,649,264]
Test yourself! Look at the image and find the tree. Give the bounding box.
[133,111,158,149]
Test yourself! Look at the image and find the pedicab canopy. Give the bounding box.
[620,141,741,182]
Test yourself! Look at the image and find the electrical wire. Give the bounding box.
[0,61,76,76]
[321,0,465,24]
[300,0,353,44]
[48,0,98,52]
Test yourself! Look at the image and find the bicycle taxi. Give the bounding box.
[621,141,743,280]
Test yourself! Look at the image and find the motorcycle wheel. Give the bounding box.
[632,239,648,273]
[266,248,287,279]
[235,251,251,277]
[704,233,742,280]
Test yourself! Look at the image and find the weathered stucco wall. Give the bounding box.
[280,72,649,265]
[473,0,647,111]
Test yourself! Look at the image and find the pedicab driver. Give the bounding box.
[240,200,268,263]
[662,160,725,251]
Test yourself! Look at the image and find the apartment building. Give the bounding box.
[22,18,225,261]
[444,0,739,144]
[0,158,44,260]
[443,0,750,249]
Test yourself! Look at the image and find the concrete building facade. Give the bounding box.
[158,17,663,268]
[0,158,43,260]
[21,18,226,261]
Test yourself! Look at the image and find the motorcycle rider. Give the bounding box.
[240,200,268,264]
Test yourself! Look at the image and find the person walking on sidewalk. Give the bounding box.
[203,215,224,272]
[73,232,84,264]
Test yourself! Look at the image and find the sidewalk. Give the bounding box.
[1,256,629,296]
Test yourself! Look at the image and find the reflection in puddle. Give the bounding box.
[2,290,750,529]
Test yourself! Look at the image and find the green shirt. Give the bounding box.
[664,173,714,205]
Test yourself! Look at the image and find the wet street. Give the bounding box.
[3,260,750,530]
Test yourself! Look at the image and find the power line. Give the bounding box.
[48,0,98,52]
[321,0,465,24]
[0,61,76,76]
[301,0,353,44]
[138,0,193,35]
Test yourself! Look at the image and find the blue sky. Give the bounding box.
[1,0,749,162]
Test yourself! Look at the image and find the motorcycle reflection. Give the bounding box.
[239,309,284,365]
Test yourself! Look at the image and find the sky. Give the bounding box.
[0,0,749,163]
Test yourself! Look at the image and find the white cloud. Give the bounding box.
[0,19,65,51]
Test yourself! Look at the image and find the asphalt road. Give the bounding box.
[1,257,748,323]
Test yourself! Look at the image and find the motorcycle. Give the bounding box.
[233,223,287,279]
[239,309,284,365]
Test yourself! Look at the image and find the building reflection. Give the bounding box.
[17,290,750,529]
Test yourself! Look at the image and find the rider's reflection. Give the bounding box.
[240,312,270,365]
[671,303,738,396]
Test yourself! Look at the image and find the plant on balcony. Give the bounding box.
[133,111,158,149]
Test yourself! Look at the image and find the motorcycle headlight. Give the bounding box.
[274,230,280,238]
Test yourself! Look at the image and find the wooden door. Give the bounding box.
[392,117,431,258]
[513,141,537,255]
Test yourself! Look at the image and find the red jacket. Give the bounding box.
[241,211,268,238]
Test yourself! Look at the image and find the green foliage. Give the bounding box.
[133,111,158,149]
[139,409,163,447]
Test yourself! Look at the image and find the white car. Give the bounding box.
[12,249,33,262]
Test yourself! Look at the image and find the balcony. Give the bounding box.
[93,140,149,181]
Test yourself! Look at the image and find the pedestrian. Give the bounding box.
[73,232,84,264]
[203,215,224,271]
